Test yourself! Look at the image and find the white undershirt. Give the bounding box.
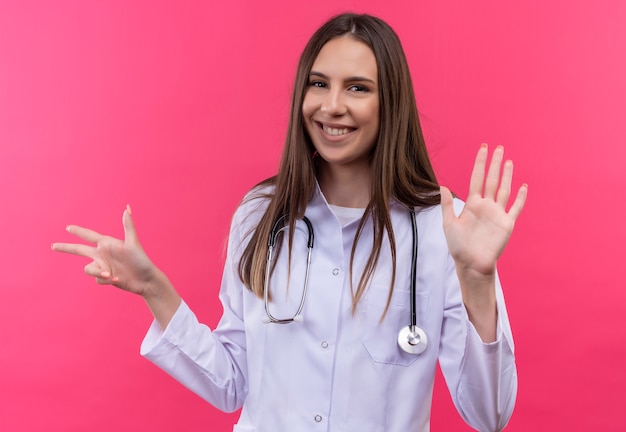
[328,204,366,226]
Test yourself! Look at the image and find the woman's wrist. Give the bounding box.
[141,269,182,330]
[458,269,498,342]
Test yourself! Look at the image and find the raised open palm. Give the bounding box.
[441,145,527,277]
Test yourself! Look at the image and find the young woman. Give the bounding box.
[53,13,527,432]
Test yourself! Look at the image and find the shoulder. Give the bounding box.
[411,197,464,222]
[408,198,465,247]
[230,183,274,234]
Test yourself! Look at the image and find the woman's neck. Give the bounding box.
[317,162,372,208]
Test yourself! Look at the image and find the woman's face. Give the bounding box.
[302,36,380,171]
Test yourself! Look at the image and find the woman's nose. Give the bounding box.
[320,89,346,116]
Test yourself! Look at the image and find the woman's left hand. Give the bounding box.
[441,144,527,341]
[441,144,527,282]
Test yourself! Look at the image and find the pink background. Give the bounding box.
[1,0,625,430]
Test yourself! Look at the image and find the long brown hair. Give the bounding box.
[238,13,441,317]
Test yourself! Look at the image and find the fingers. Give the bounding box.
[85,259,123,286]
[486,147,526,218]
[53,206,138,290]
[66,225,103,244]
[53,205,137,254]
[84,260,109,278]
[52,224,108,258]
[122,204,139,246]
[496,160,513,207]
[469,144,520,205]
[440,186,456,226]
[51,242,97,259]
[507,184,528,220]
[468,144,488,198]
[96,274,121,285]
[484,146,504,199]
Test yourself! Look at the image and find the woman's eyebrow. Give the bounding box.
[309,71,376,84]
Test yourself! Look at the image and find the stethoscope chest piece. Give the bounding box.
[398,325,428,355]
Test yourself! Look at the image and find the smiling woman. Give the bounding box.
[52,12,526,432]
[303,36,381,207]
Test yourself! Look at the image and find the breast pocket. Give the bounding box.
[362,286,430,366]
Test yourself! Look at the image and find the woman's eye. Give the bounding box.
[309,81,326,88]
[349,84,369,93]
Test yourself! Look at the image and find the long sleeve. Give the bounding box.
[136,190,518,431]
[438,253,517,431]
[140,298,248,412]
[139,202,256,413]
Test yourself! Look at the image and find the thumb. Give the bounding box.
[123,204,140,245]
[440,186,456,227]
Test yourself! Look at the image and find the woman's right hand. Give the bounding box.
[52,205,157,296]
[52,205,181,328]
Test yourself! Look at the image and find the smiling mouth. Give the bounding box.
[319,122,355,136]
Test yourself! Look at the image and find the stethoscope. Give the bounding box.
[263,211,428,355]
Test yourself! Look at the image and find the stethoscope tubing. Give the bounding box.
[409,209,418,331]
[264,214,314,324]
[264,210,428,355]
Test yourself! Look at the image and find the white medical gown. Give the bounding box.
[141,186,517,432]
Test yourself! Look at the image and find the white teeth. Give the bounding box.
[323,125,352,136]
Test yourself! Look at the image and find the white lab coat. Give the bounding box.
[141,185,517,432]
